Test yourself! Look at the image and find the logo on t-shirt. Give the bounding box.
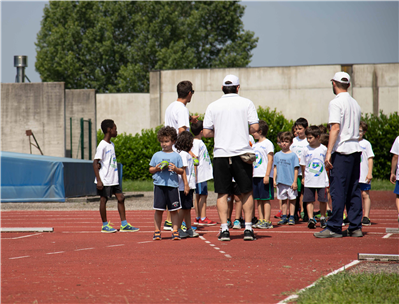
[307,159,324,177]
[254,150,263,168]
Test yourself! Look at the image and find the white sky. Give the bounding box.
[1,1,398,84]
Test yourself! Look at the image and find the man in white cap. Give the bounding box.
[314,72,363,238]
[203,75,259,241]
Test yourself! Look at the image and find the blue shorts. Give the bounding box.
[195,181,208,195]
[252,177,274,200]
[360,183,371,191]
[394,181,399,195]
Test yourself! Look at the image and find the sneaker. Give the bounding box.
[288,217,295,225]
[274,210,283,219]
[243,229,256,241]
[191,226,197,231]
[362,217,371,226]
[163,220,172,231]
[254,220,263,228]
[153,230,161,240]
[194,218,200,225]
[240,218,245,228]
[120,223,140,232]
[257,220,269,229]
[218,230,230,241]
[320,218,327,229]
[342,217,350,226]
[181,221,187,232]
[342,229,363,237]
[278,217,288,225]
[101,222,117,233]
[251,217,258,228]
[227,219,233,229]
[186,228,199,238]
[172,230,181,240]
[198,217,217,226]
[178,228,189,239]
[233,219,241,229]
[266,221,273,229]
[307,218,317,229]
[313,228,343,238]
[327,210,332,217]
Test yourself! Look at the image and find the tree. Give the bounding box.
[35,1,258,93]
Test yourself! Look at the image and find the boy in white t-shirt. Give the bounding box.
[93,119,139,233]
[390,136,399,223]
[300,126,329,229]
[252,120,274,229]
[358,121,375,226]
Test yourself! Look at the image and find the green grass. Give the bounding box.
[288,272,399,304]
[371,178,396,191]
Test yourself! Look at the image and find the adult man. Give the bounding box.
[203,75,259,241]
[314,72,363,238]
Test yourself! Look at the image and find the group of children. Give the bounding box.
[93,118,399,239]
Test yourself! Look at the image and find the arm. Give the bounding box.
[301,165,306,187]
[178,126,187,134]
[366,157,373,183]
[264,153,273,184]
[189,115,199,124]
[203,128,214,138]
[249,123,259,135]
[391,155,398,184]
[168,162,184,175]
[325,123,340,169]
[291,167,298,190]
[93,159,103,190]
[273,166,277,188]
[149,163,162,174]
[181,167,189,195]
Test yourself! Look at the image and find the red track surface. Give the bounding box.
[2,191,398,303]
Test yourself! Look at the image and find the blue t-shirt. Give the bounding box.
[149,151,183,188]
[274,151,299,187]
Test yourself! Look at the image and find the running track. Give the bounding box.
[2,191,398,303]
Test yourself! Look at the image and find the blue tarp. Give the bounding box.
[1,152,123,202]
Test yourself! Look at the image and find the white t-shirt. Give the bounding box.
[94,140,119,186]
[191,139,213,183]
[290,137,309,176]
[249,135,255,147]
[359,139,375,184]
[164,101,190,133]
[253,139,274,178]
[390,136,399,180]
[300,145,329,188]
[178,151,196,191]
[328,92,361,154]
[203,94,259,158]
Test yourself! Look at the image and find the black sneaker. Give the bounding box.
[251,217,258,228]
[362,217,371,226]
[240,218,245,228]
[320,218,327,229]
[243,229,256,241]
[307,218,317,229]
[342,217,350,226]
[218,230,230,241]
[327,210,332,217]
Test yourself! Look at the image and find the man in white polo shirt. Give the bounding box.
[203,75,259,241]
[314,72,363,238]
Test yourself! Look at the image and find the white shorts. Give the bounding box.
[276,184,298,200]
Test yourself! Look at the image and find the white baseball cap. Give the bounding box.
[222,75,240,86]
[331,72,350,84]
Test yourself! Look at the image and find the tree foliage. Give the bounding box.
[35,1,258,93]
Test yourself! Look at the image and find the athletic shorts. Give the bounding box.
[303,187,328,203]
[213,156,253,194]
[195,181,208,195]
[97,185,122,198]
[229,182,241,197]
[253,177,274,200]
[153,185,181,211]
[360,183,371,191]
[297,176,303,193]
[180,190,194,210]
[276,184,297,200]
[394,181,399,195]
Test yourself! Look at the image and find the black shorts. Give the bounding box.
[229,182,241,197]
[179,190,194,210]
[153,185,181,211]
[213,156,253,194]
[303,187,328,203]
[97,185,122,198]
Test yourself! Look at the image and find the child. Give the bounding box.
[319,133,332,218]
[252,120,274,229]
[149,126,184,240]
[274,131,284,219]
[390,136,399,223]
[290,118,309,221]
[358,121,375,226]
[93,119,139,233]
[274,131,299,225]
[190,121,217,226]
[175,131,199,238]
[300,126,329,229]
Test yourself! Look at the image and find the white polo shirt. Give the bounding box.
[328,92,361,154]
[164,101,190,133]
[203,94,259,158]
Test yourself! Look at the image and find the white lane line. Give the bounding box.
[209,244,215,247]
[74,247,95,251]
[225,254,232,258]
[9,255,30,260]
[205,241,211,243]
[214,247,220,250]
[137,241,153,244]
[219,251,225,253]
[200,236,232,259]
[46,251,65,255]
[382,233,393,239]
[2,233,41,240]
[107,244,125,247]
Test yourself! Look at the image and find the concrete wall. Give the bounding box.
[96,93,151,136]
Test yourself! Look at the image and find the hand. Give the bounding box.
[273,181,277,188]
[190,115,199,124]
[155,163,162,172]
[263,176,269,185]
[291,182,298,191]
[184,184,189,195]
[325,152,333,170]
[168,162,176,173]
[97,180,104,190]
[390,173,397,184]
[366,174,373,184]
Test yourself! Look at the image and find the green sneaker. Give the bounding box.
[101,222,117,233]
[120,223,140,232]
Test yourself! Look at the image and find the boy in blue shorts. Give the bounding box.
[390,135,399,223]
[93,119,140,233]
[149,126,184,240]
[252,120,274,229]
[274,131,299,225]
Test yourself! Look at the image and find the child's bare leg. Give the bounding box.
[396,195,399,214]
[319,202,327,217]
[289,199,296,216]
[199,194,207,218]
[184,210,192,229]
[265,202,271,222]
[178,209,185,228]
[235,195,243,220]
[100,197,108,222]
[154,210,163,231]
[227,195,234,221]
[326,188,332,211]
[194,194,200,219]
[281,200,288,216]
[306,201,314,219]
[361,190,371,218]
[257,200,265,220]
[166,211,171,222]
[115,193,126,221]
[170,210,180,231]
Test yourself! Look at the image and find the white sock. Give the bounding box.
[221,223,229,232]
[201,217,206,221]
[320,216,325,220]
[245,222,253,231]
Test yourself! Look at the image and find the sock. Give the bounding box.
[320,216,325,220]
[289,215,294,219]
[201,217,206,221]
[245,222,253,231]
[196,217,200,220]
[281,215,287,219]
[121,220,128,226]
[221,223,229,232]
[103,221,108,226]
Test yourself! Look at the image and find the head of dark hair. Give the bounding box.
[175,131,194,152]
[177,81,193,99]
[305,125,322,138]
[333,80,350,90]
[222,82,238,94]
[359,121,368,132]
[318,124,328,134]
[280,131,293,143]
[294,117,308,128]
[157,126,177,142]
[191,120,203,136]
[101,119,115,134]
[277,131,283,140]
[258,120,269,137]
[320,133,329,146]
